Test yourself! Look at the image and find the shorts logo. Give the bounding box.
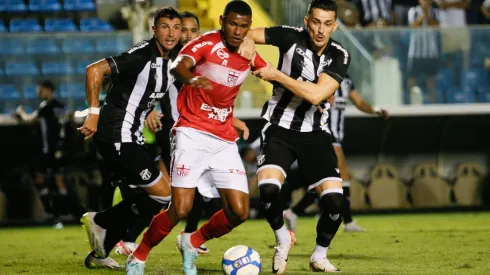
[139,169,152,181]
[229,169,246,175]
[176,164,191,177]
[335,168,340,174]
[329,214,340,221]
[257,154,265,166]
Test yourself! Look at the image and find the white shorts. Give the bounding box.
[170,127,249,198]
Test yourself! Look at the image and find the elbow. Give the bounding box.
[310,95,323,106]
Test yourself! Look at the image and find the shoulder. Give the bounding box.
[328,39,349,62]
[269,25,305,36]
[183,32,218,52]
[125,39,153,56]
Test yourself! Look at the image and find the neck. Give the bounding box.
[155,39,170,59]
[220,30,238,52]
[309,37,329,56]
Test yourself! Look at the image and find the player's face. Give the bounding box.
[152,17,182,52]
[37,86,50,100]
[219,12,252,48]
[304,8,338,50]
[180,17,200,46]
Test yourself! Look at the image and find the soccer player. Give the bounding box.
[126,2,266,275]
[239,0,350,272]
[282,74,389,234]
[15,80,68,229]
[78,6,182,269]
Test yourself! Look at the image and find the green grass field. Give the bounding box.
[1,213,490,275]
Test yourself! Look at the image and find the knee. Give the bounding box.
[320,190,343,213]
[259,180,281,202]
[173,201,192,221]
[229,205,249,223]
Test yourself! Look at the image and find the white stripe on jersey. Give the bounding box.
[168,84,179,122]
[195,61,249,87]
[121,61,151,143]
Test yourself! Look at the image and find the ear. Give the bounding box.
[304,16,308,29]
[332,20,339,32]
[151,25,156,37]
[219,15,224,27]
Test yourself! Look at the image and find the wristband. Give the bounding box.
[88,107,100,115]
[373,107,382,115]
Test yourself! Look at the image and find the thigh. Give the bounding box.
[257,123,296,179]
[118,143,162,187]
[297,131,342,191]
[209,143,249,195]
[170,130,208,190]
[196,170,220,198]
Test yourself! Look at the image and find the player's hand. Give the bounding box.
[145,109,163,132]
[233,117,249,140]
[327,95,335,105]
[78,114,99,140]
[252,63,278,81]
[238,38,256,61]
[15,105,24,115]
[189,76,212,90]
[374,108,389,120]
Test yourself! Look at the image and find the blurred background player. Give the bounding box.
[282,74,389,235]
[126,2,266,274]
[15,80,69,229]
[78,7,182,269]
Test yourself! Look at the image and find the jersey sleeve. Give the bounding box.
[251,52,267,70]
[105,41,149,76]
[178,36,213,66]
[322,44,351,85]
[264,25,302,52]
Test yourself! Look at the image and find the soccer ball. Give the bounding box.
[222,245,261,275]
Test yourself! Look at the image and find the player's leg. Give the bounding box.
[81,141,171,259]
[297,131,343,272]
[333,145,366,232]
[257,124,296,274]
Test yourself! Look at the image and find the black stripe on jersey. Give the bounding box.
[290,101,311,131]
[270,90,293,125]
[130,57,157,138]
[312,102,325,131]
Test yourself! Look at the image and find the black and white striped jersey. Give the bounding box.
[261,25,351,133]
[327,75,355,144]
[408,6,439,59]
[97,38,177,144]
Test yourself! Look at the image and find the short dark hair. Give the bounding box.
[39,80,55,92]
[307,0,337,18]
[223,0,252,17]
[180,11,200,28]
[153,6,181,27]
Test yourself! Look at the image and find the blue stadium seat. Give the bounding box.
[0,39,24,55]
[26,38,59,54]
[0,84,21,100]
[9,18,42,32]
[60,83,85,98]
[61,38,94,53]
[95,38,114,53]
[29,0,61,12]
[80,18,114,32]
[23,85,38,99]
[478,85,490,103]
[0,21,6,32]
[435,68,455,98]
[64,0,95,11]
[4,0,28,12]
[0,66,4,76]
[41,61,74,75]
[76,60,91,74]
[45,18,77,32]
[6,61,39,76]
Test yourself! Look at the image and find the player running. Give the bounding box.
[126,2,266,275]
[239,0,350,272]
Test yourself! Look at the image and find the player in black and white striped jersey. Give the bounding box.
[240,0,350,272]
[408,0,440,103]
[282,74,389,234]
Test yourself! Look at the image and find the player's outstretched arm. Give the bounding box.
[170,56,212,90]
[14,106,38,123]
[238,28,266,61]
[232,117,249,140]
[349,90,389,119]
[253,65,339,106]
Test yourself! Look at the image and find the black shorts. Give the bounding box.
[95,139,162,187]
[408,57,439,78]
[155,122,173,171]
[38,152,63,175]
[257,122,341,191]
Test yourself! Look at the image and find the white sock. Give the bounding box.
[312,245,328,261]
[274,225,290,246]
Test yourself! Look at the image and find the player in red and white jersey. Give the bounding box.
[127,2,266,275]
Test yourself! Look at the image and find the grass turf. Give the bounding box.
[0,213,489,275]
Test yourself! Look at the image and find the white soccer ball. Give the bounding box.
[222,245,261,275]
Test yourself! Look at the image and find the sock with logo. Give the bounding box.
[316,189,343,249]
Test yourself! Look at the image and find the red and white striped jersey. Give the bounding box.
[173,30,267,142]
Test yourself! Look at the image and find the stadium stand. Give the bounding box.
[3,0,28,13]
[349,179,368,210]
[9,18,43,32]
[453,163,483,206]
[368,164,408,209]
[63,0,95,12]
[29,0,62,12]
[44,18,77,32]
[80,18,113,32]
[410,163,452,208]
[26,38,59,54]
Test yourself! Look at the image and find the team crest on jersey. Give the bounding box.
[175,164,191,177]
[228,70,240,86]
[139,169,152,181]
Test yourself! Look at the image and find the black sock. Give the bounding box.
[259,183,284,230]
[94,194,168,256]
[341,185,353,224]
[185,191,204,233]
[292,191,317,215]
[122,214,154,243]
[35,184,53,215]
[316,191,343,247]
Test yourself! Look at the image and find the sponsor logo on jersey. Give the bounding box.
[201,103,232,122]
[217,48,229,59]
[151,63,161,68]
[149,92,165,99]
[139,169,152,181]
[127,42,149,54]
[191,41,213,52]
[321,58,333,68]
[228,70,240,86]
[175,164,191,177]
